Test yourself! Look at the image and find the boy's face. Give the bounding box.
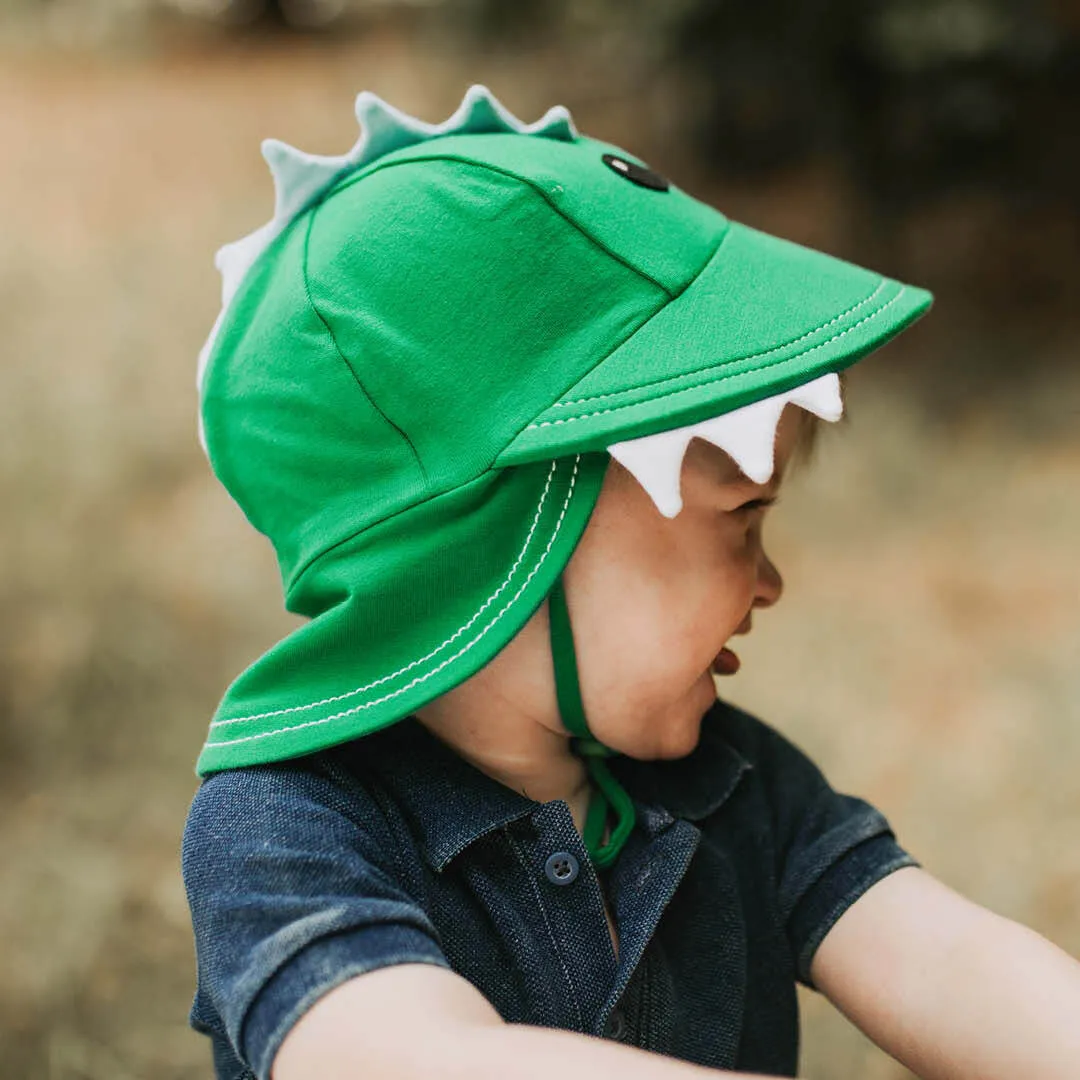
[559,407,798,761]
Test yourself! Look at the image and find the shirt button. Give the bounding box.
[543,851,580,885]
[605,1009,627,1040]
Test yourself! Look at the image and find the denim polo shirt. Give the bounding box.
[182,698,918,1080]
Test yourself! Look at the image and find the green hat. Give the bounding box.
[195,85,932,786]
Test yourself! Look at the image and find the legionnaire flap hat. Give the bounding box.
[195,86,932,862]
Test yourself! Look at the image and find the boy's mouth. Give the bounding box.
[711,646,741,677]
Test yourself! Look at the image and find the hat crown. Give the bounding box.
[200,120,726,596]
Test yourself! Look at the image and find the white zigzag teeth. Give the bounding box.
[789,373,843,420]
[608,431,694,518]
[699,395,788,485]
[196,83,578,416]
[607,374,843,519]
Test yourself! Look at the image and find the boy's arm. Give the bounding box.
[810,865,1080,1080]
[273,964,776,1080]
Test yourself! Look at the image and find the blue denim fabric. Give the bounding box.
[182,699,918,1080]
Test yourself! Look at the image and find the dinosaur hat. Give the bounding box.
[195,86,932,820]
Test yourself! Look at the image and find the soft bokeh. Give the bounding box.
[2,3,1077,1077]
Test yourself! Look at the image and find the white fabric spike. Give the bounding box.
[697,394,789,485]
[788,372,844,420]
[609,429,695,518]
[607,374,843,518]
[196,84,578,435]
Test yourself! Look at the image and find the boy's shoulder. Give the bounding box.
[182,730,408,886]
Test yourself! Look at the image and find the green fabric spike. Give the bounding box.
[548,573,636,869]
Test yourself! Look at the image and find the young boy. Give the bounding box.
[183,85,1080,1079]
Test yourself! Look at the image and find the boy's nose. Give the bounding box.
[755,554,784,609]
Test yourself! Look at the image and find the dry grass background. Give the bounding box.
[1,13,1078,1079]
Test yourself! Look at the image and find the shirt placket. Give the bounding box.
[598,806,702,1042]
[503,800,622,1032]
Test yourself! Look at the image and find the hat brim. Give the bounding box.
[496,221,932,465]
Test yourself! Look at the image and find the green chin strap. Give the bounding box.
[548,574,637,869]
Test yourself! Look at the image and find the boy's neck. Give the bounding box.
[412,602,594,835]
[414,708,593,835]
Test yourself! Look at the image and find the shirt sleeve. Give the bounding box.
[181,760,451,1080]
[719,705,920,989]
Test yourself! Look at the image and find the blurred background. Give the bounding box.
[1,1,1077,1076]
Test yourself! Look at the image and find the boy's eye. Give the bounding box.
[734,497,777,513]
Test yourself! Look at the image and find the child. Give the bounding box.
[183,85,1080,1079]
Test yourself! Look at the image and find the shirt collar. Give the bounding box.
[343,717,539,871]
[340,699,752,871]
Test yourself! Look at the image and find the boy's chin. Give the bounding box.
[618,705,709,762]
[647,730,703,761]
[594,678,714,761]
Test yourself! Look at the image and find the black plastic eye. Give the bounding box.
[602,153,670,192]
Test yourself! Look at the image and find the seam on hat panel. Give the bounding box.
[524,286,906,431]
[301,209,430,488]
[480,225,729,468]
[326,152,684,302]
[285,450,492,602]
[549,279,889,411]
[531,222,732,418]
[207,456,576,734]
